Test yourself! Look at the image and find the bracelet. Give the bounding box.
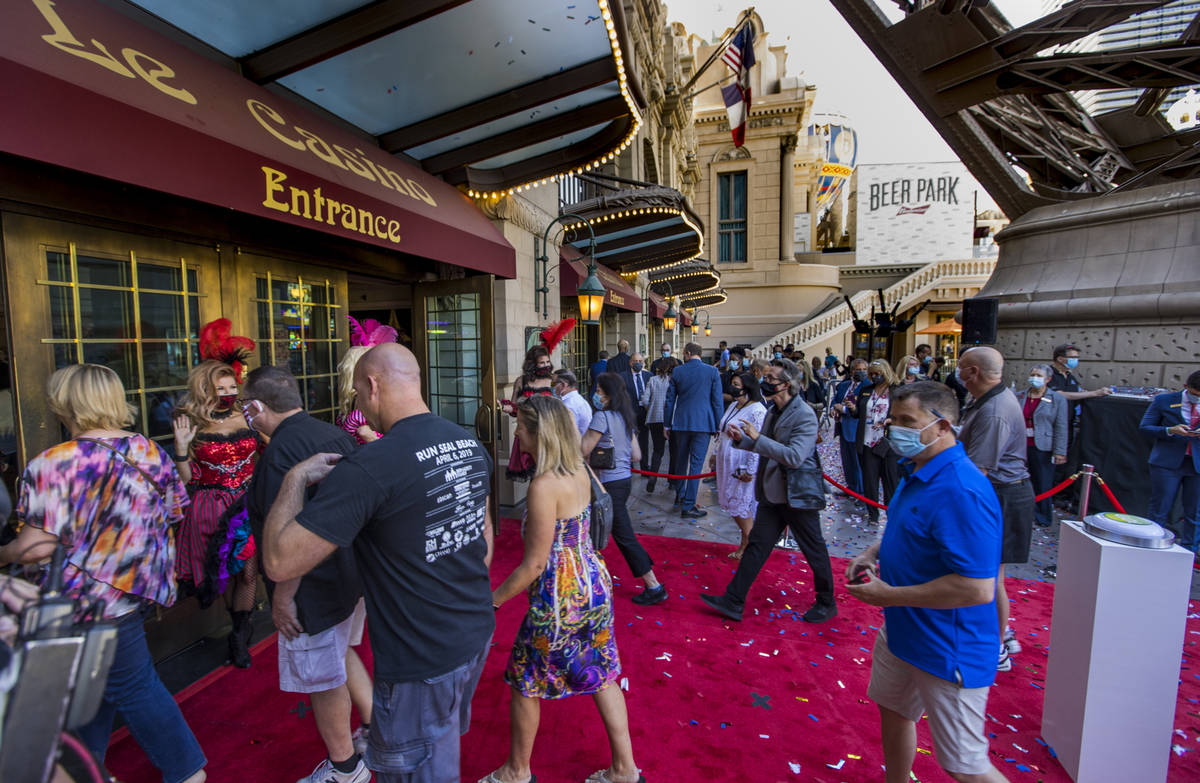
[172,453,189,462]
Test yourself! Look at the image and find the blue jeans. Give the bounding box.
[839,435,862,495]
[76,609,206,783]
[671,430,710,511]
[1027,445,1056,526]
[365,638,490,783]
[1148,461,1200,551]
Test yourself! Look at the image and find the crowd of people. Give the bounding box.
[1,315,1196,783]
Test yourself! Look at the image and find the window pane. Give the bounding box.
[146,391,185,438]
[187,269,198,292]
[732,173,746,219]
[138,264,181,292]
[53,343,74,369]
[307,376,333,411]
[79,289,134,339]
[77,254,131,287]
[83,343,136,389]
[49,287,73,340]
[47,251,71,282]
[306,341,332,376]
[139,293,185,339]
[719,174,730,220]
[141,341,192,388]
[307,306,332,340]
[188,297,199,339]
[719,233,730,263]
[733,230,746,264]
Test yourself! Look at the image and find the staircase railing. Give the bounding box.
[748,258,997,358]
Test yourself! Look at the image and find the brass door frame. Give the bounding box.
[1,213,222,463]
[412,275,499,523]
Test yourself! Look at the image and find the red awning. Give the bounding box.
[0,0,514,278]
[559,247,640,313]
[679,310,693,327]
[647,291,668,319]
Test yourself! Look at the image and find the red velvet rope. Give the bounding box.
[821,474,889,510]
[1035,475,1077,503]
[631,469,717,480]
[1095,477,1128,514]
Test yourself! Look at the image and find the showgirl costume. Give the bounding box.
[174,319,259,607]
[337,316,394,445]
[504,319,574,481]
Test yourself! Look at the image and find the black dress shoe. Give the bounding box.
[681,507,708,519]
[632,585,668,606]
[802,601,838,623]
[646,479,656,492]
[700,593,743,622]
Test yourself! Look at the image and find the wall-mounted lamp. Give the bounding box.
[535,213,606,326]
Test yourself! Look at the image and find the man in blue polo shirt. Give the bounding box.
[846,381,1008,783]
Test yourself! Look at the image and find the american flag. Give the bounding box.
[721,23,755,147]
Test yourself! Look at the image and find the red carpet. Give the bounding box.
[108,520,1200,782]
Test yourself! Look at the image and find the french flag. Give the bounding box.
[721,23,755,147]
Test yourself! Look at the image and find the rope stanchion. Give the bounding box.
[630,469,716,480]
[1034,473,1078,503]
[1094,477,1127,514]
[822,473,889,511]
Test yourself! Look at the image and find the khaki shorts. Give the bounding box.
[278,610,356,693]
[867,627,992,775]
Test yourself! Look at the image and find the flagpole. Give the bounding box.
[675,7,755,96]
[679,74,734,103]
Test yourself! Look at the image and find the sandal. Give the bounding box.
[478,773,536,783]
[585,770,645,783]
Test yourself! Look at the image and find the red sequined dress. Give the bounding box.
[175,429,258,602]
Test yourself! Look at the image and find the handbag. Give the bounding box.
[585,464,613,551]
[588,411,616,470]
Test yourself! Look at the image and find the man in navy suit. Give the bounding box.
[1139,370,1200,552]
[664,342,724,518]
[588,350,609,398]
[622,352,652,473]
[831,358,868,496]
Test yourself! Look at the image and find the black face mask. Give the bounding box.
[868,374,882,385]
[760,379,781,396]
[534,365,552,378]
[852,370,867,382]
[732,386,748,398]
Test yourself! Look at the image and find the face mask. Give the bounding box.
[662,349,671,358]
[632,362,644,372]
[1065,357,1079,369]
[852,370,866,382]
[868,374,882,385]
[907,366,919,376]
[592,393,605,410]
[216,393,238,410]
[1028,376,1046,389]
[534,365,552,378]
[732,386,748,398]
[1187,391,1200,404]
[888,419,940,459]
[242,399,263,430]
[742,359,751,369]
[773,352,783,360]
[760,379,781,396]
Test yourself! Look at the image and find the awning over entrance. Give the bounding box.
[1,0,515,277]
[560,173,704,275]
[648,260,721,299]
[915,320,962,335]
[647,291,668,319]
[559,247,640,313]
[681,288,729,309]
[120,0,643,198]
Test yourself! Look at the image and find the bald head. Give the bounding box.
[958,345,1004,395]
[353,343,428,432]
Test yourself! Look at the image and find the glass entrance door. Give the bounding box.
[413,276,498,514]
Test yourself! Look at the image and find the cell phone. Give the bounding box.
[849,565,875,585]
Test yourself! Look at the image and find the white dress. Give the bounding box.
[715,400,767,519]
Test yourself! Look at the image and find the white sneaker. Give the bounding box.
[1003,628,1022,655]
[352,725,369,757]
[297,758,372,783]
[997,644,1013,672]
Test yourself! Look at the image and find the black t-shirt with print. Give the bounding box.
[1047,368,1081,394]
[296,412,494,682]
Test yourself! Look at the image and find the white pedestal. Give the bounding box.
[1042,521,1193,782]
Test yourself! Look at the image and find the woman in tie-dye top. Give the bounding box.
[0,364,206,783]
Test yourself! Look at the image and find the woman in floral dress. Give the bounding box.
[482,395,644,783]
[711,372,767,559]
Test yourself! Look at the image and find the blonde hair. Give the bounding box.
[338,346,370,415]
[177,360,237,427]
[517,395,582,477]
[47,364,136,432]
[868,359,898,386]
[894,354,920,381]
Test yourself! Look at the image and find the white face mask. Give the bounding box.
[1028,376,1046,389]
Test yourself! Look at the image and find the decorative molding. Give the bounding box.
[715,145,753,162]
[781,133,799,153]
[477,193,558,238]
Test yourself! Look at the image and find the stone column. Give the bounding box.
[780,133,798,261]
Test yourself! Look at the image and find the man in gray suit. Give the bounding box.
[700,358,837,623]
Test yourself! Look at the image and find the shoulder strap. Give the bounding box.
[76,438,166,501]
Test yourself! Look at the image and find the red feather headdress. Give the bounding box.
[540,318,576,354]
[348,315,398,347]
[199,318,255,383]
